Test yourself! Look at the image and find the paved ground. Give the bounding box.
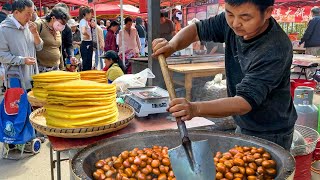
[0,141,70,180]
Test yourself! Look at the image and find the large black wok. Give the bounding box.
[71,129,295,180]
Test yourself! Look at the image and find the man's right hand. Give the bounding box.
[152,38,175,58]
[24,57,36,65]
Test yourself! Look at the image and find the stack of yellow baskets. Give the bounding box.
[80,70,107,83]
[32,71,80,101]
[44,80,118,128]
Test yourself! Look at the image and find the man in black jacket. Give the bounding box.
[153,0,297,150]
[300,7,320,56]
[0,3,12,23]
[54,3,74,69]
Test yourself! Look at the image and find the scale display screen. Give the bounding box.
[125,96,141,113]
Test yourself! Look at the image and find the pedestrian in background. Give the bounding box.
[135,17,146,56]
[91,19,105,70]
[0,3,12,23]
[79,6,93,71]
[55,3,76,69]
[300,7,320,56]
[35,7,70,73]
[0,0,43,90]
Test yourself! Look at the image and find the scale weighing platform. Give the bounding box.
[124,86,170,117]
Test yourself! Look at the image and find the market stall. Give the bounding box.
[32,0,88,7]
[21,1,320,180]
[69,3,145,18]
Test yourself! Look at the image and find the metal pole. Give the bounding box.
[49,145,54,180]
[94,4,100,69]
[39,0,42,17]
[120,0,126,67]
[57,151,61,180]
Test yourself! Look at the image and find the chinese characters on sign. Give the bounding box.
[272,6,313,23]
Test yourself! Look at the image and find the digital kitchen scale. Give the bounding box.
[124,86,170,117]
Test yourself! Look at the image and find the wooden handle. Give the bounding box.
[158,55,177,100]
[158,55,190,143]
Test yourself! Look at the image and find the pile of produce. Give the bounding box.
[80,70,107,83]
[92,145,277,180]
[214,146,277,180]
[44,80,118,128]
[32,71,80,101]
[93,146,175,180]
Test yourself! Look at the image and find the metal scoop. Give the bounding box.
[158,55,216,180]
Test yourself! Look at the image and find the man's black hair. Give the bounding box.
[109,21,119,28]
[225,0,274,13]
[125,17,132,24]
[2,3,12,11]
[45,7,70,24]
[311,7,320,16]
[54,2,69,12]
[12,0,33,12]
[136,17,143,25]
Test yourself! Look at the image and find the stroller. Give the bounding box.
[0,66,41,160]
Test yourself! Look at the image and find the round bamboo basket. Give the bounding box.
[27,91,46,107]
[29,103,135,138]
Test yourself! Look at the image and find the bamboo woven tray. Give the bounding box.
[29,103,135,138]
[27,91,46,107]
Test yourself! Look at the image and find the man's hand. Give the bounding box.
[152,38,175,58]
[24,57,36,65]
[28,22,38,35]
[167,98,198,121]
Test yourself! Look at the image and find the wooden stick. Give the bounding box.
[158,55,177,100]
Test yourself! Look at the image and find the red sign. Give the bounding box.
[139,0,147,13]
[272,6,313,23]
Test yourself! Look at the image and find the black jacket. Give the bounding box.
[196,13,297,132]
[300,16,320,47]
[0,12,7,24]
[135,24,146,38]
[62,25,74,59]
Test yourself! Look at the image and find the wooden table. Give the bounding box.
[168,61,225,101]
[129,54,225,64]
[292,54,320,79]
[293,54,320,63]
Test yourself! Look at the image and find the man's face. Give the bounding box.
[125,21,132,29]
[14,6,34,25]
[225,2,273,40]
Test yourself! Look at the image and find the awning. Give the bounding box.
[219,0,320,6]
[0,0,88,8]
[93,0,195,6]
[70,3,145,17]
